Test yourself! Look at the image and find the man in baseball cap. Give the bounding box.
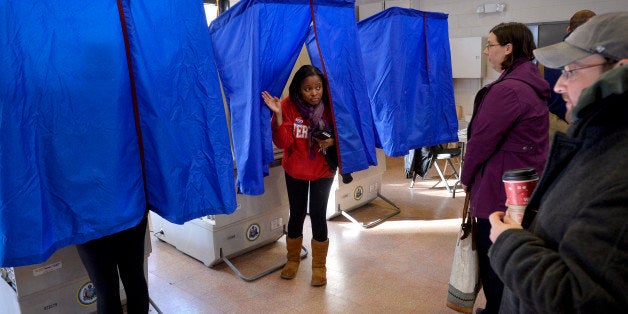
[487,12,628,313]
[534,12,628,122]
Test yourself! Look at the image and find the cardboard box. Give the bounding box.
[14,257,148,314]
[17,275,97,314]
[12,227,151,300]
[7,229,151,313]
[12,246,88,299]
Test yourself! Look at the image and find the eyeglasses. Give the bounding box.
[485,43,502,49]
[560,62,609,80]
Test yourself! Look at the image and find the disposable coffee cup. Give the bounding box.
[506,205,526,225]
[502,168,539,224]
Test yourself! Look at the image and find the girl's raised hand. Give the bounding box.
[261,91,281,114]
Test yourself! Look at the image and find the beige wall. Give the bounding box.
[414,0,625,37]
[408,0,627,122]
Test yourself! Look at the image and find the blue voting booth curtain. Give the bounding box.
[122,0,236,223]
[209,0,312,195]
[210,0,376,195]
[358,8,458,157]
[306,1,377,173]
[0,0,236,267]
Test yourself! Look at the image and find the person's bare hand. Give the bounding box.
[489,211,522,243]
[261,91,281,114]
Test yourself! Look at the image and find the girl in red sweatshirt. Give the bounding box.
[262,65,335,286]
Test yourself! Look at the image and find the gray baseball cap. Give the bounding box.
[534,12,628,69]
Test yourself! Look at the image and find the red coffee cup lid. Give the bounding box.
[502,168,538,181]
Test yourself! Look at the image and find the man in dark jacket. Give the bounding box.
[488,12,628,313]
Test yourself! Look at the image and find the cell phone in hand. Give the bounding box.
[312,130,332,140]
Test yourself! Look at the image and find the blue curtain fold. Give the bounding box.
[358,8,458,157]
[210,0,376,194]
[123,0,236,223]
[0,0,236,267]
[209,0,312,195]
[306,1,378,173]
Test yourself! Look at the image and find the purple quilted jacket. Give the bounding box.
[461,57,550,219]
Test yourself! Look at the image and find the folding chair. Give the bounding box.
[431,146,462,193]
[409,144,462,194]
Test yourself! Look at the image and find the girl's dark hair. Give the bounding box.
[490,22,536,70]
[288,65,329,105]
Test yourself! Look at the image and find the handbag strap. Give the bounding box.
[460,191,473,240]
[461,191,470,221]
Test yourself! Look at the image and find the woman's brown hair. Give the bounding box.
[490,22,536,70]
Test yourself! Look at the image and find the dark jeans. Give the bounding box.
[477,218,504,314]
[77,214,149,314]
[285,173,334,242]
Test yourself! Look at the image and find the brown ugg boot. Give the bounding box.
[311,239,329,286]
[280,236,302,279]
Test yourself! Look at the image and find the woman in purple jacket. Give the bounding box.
[460,22,550,314]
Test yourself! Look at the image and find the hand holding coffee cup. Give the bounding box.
[502,168,539,224]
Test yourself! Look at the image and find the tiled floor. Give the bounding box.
[146,156,486,313]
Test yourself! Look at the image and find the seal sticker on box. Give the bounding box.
[77,281,97,306]
[246,223,261,241]
[353,186,364,200]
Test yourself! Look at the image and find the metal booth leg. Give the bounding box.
[219,233,308,282]
[339,192,401,229]
[149,297,163,313]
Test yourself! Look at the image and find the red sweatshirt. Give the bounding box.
[271,97,335,181]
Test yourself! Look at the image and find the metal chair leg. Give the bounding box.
[409,173,417,188]
[433,161,452,193]
[447,158,460,179]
